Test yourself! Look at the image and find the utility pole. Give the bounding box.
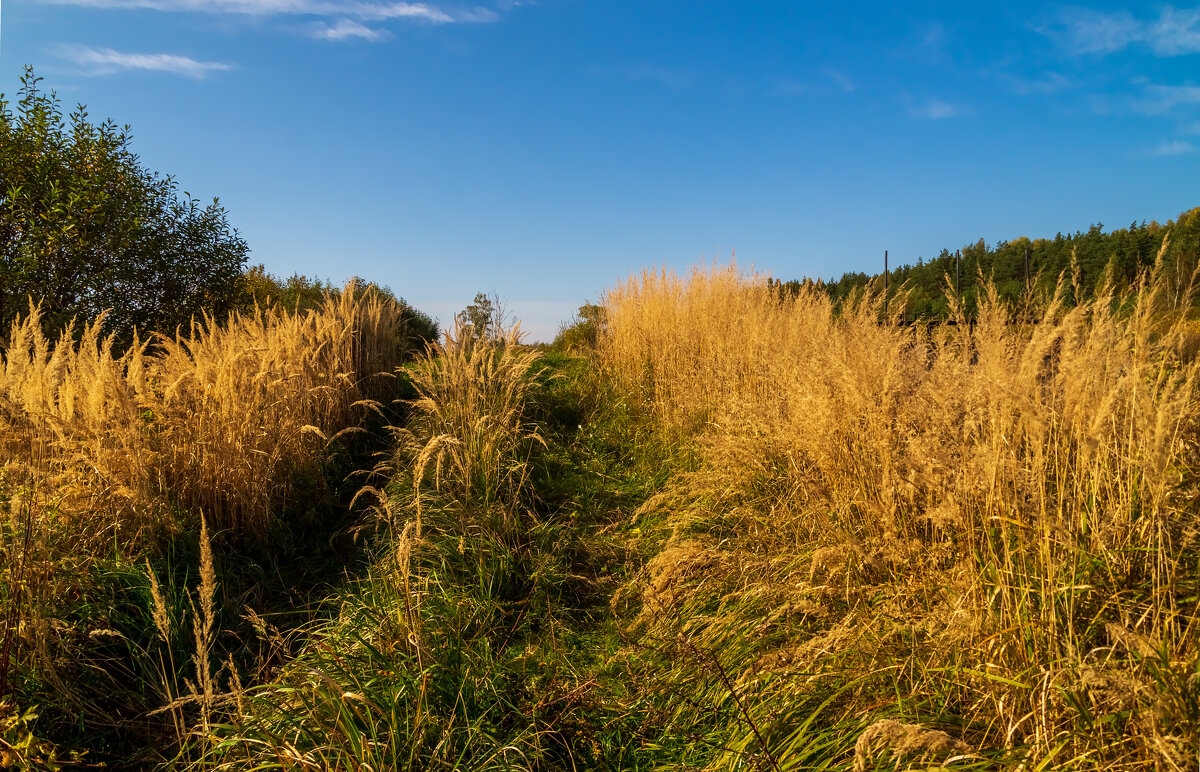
[955,249,961,311]
[1024,245,1031,292]
[883,249,888,318]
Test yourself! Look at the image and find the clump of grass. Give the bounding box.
[0,283,417,761]
[0,309,160,547]
[852,719,973,771]
[404,320,545,517]
[599,255,1200,768]
[0,281,412,544]
[153,281,410,537]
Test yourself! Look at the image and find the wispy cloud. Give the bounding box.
[772,69,856,99]
[772,79,809,97]
[53,44,232,77]
[455,6,498,22]
[1005,71,1072,96]
[308,18,390,40]
[1134,83,1200,114]
[592,65,695,91]
[1144,139,1196,156]
[1148,6,1200,55]
[909,98,966,120]
[1042,7,1139,55]
[903,20,949,65]
[820,68,855,93]
[40,0,502,24]
[920,21,946,51]
[1041,5,1200,57]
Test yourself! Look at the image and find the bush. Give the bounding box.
[0,67,248,340]
[552,303,606,352]
[239,266,440,351]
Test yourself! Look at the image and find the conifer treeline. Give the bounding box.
[777,206,1200,318]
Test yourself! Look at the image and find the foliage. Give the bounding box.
[808,206,1200,319]
[0,283,427,763]
[552,302,606,352]
[0,67,248,340]
[193,323,557,769]
[239,264,338,314]
[239,264,440,349]
[456,292,507,343]
[0,699,67,770]
[0,281,413,544]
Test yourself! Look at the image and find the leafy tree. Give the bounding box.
[397,295,440,349]
[347,276,440,349]
[553,302,607,351]
[240,264,338,314]
[0,67,248,340]
[457,292,506,342]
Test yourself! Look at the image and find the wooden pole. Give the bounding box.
[955,249,961,311]
[884,249,888,318]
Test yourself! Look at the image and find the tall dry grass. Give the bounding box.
[401,321,544,520]
[0,283,415,749]
[601,260,1200,768]
[153,284,408,537]
[0,280,412,548]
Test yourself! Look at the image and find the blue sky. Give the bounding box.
[2,1,1199,340]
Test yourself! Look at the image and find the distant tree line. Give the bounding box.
[774,207,1200,319]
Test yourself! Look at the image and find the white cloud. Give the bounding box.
[820,67,855,93]
[1146,139,1196,156]
[1148,6,1200,55]
[352,2,453,22]
[1134,83,1200,114]
[909,98,965,119]
[1045,7,1140,55]
[53,44,232,77]
[1042,5,1200,57]
[309,18,390,40]
[39,0,499,24]
[773,79,809,97]
[1007,71,1072,95]
[773,69,857,99]
[455,6,499,22]
[593,65,694,90]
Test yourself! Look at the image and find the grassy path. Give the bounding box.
[176,348,700,770]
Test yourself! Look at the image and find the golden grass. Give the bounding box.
[0,281,412,546]
[0,284,414,751]
[600,260,1200,768]
[387,320,544,533]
